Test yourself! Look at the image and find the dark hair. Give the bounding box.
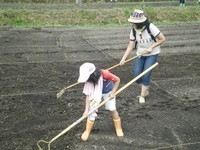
[87,68,101,85]
[134,18,150,29]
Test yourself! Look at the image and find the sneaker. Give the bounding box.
[137,96,145,103]
[137,91,149,104]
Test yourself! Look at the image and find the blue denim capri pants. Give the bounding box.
[133,54,158,86]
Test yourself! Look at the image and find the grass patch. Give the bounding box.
[0,6,199,27]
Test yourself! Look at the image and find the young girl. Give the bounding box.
[78,62,124,141]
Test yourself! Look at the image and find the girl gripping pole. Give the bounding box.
[120,9,165,104]
[78,62,124,141]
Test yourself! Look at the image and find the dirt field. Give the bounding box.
[1,21,200,150]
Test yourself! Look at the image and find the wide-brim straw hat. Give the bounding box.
[78,62,96,83]
[128,9,147,23]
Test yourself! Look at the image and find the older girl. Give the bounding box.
[120,9,165,103]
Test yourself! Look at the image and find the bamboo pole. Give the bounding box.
[56,51,148,99]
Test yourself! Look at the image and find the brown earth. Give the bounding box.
[0,18,200,150]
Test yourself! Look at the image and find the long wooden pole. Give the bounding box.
[56,51,148,99]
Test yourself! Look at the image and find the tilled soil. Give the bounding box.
[0,18,200,150]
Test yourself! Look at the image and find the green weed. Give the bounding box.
[0,6,199,27]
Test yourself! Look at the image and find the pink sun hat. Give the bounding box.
[128,9,147,23]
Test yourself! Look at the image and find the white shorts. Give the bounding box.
[88,92,116,121]
[103,92,116,111]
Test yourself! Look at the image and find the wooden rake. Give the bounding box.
[56,51,148,99]
[37,62,158,150]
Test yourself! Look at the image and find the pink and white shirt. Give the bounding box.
[82,70,118,103]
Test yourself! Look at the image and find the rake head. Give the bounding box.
[56,89,65,99]
[37,140,51,150]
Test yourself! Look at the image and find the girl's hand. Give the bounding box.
[146,47,153,53]
[120,59,125,66]
[109,92,115,99]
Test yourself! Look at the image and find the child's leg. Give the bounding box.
[138,54,157,103]
[138,84,149,103]
[81,119,95,141]
[103,93,124,137]
[110,110,124,137]
[110,109,120,120]
[81,101,98,142]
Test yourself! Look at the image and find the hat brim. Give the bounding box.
[128,17,147,23]
[78,73,90,83]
